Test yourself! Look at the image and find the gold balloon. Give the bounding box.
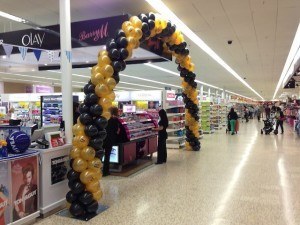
[188,63,195,72]
[86,180,100,193]
[124,26,135,37]
[130,16,142,29]
[81,146,96,161]
[87,158,103,171]
[134,28,143,40]
[95,84,110,97]
[127,37,137,49]
[91,65,101,75]
[92,190,103,201]
[70,147,81,159]
[72,124,85,136]
[98,55,111,67]
[98,50,108,58]
[150,29,156,37]
[102,111,111,120]
[126,47,133,59]
[122,21,132,32]
[91,72,105,86]
[134,40,140,49]
[105,92,116,101]
[92,170,102,180]
[72,136,79,147]
[106,77,117,90]
[76,135,90,148]
[161,19,167,29]
[98,98,112,110]
[72,158,88,172]
[79,169,95,184]
[100,65,114,78]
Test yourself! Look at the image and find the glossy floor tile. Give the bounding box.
[35,120,300,225]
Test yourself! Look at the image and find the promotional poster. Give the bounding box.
[11,156,38,222]
[51,155,69,185]
[0,161,10,225]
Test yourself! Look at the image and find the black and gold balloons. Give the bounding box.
[67,12,201,218]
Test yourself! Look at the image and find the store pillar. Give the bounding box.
[200,85,204,99]
[208,88,211,98]
[59,0,73,143]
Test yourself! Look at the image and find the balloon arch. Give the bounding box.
[67,12,200,217]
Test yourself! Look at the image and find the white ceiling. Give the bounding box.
[0,0,300,99]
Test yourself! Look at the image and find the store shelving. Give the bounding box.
[211,105,222,130]
[201,102,212,134]
[165,103,186,149]
[220,105,227,127]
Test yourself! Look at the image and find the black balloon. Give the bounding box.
[113,73,120,84]
[143,30,151,38]
[147,12,155,20]
[66,191,78,203]
[89,138,103,150]
[108,48,120,61]
[94,116,108,130]
[115,29,126,39]
[119,60,126,71]
[69,202,85,217]
[78,191,94,205]
[85,125,99,137]
[67,169,80,182]
[119,48,129,60]
[83,83,95,95]
[84,93,99,106]
[70,181,85,195]
[141,22,149,33]
[90,104,103,117]
[80,113,93,125]
[112,61,122,73]
[177,65,184,72]
[79,104,90,114]
[97,130,107,141]
[106,39,117,50]
[116,37,128,48]
[138,13,148,23]
[95,149,104,159]
[182,48,190,56]
[86,200,98,213]
[148,19,155,30]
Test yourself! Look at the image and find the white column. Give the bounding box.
[60,0,73,143]
[208,88,211,97]
[222,90,225,99]
[200,85,204,99]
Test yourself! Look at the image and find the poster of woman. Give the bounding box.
[11,156,38,222]
[0,161,9,225]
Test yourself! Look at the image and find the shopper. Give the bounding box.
[265,105,271,119]
[73,102,80,125]
[103,107,120,176]
[228,108,238,135]
[244,106,249,123]
[275,108,285,134]
[153,109,169,164]
[13,163,37,220]
[257,106,261,121]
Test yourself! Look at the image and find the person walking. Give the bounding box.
[153,109,169,164]
[228,108,238,135]
[257,106,261,121]
[275,108,285,134]
[265,105,271,119]
[103,107,120,176]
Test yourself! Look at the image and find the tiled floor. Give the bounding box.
[35,120,300,225]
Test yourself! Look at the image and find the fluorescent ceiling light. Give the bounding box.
[273,23,300,99]
[0,11,26,23]
[145,0,264,100]
[225,90,255,101]
[145,63,222,90]
[119,73,181,88]
[119,81,164,90]
[47,70,90,78]
[0,71,60,81]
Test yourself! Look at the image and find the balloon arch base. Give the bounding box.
[57,204,109,221]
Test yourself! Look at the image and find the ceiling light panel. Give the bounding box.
[145,0,264,100]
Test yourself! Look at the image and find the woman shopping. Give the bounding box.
[153,109,169,164]
[275,108,285,134]
[228,108,238,135]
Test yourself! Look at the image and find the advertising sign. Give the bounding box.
[0,161,10,225]
[51,155,69,185]
[166,90,176,101]
[11,156,38,222]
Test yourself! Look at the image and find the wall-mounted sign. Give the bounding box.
[131,91,162,101]
[166,90,176,101]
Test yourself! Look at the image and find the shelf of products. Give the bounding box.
[220,105,227,127]
[41,96,63,127]
[211,105,222,130]
[201,102,212,134]
[118,113,158,142]
[166,104,186,149]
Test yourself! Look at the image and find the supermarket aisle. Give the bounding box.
[36,120,300,225]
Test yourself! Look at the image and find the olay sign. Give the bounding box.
[0,15,128,53]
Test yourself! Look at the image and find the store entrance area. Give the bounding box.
[35,120,300,225]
